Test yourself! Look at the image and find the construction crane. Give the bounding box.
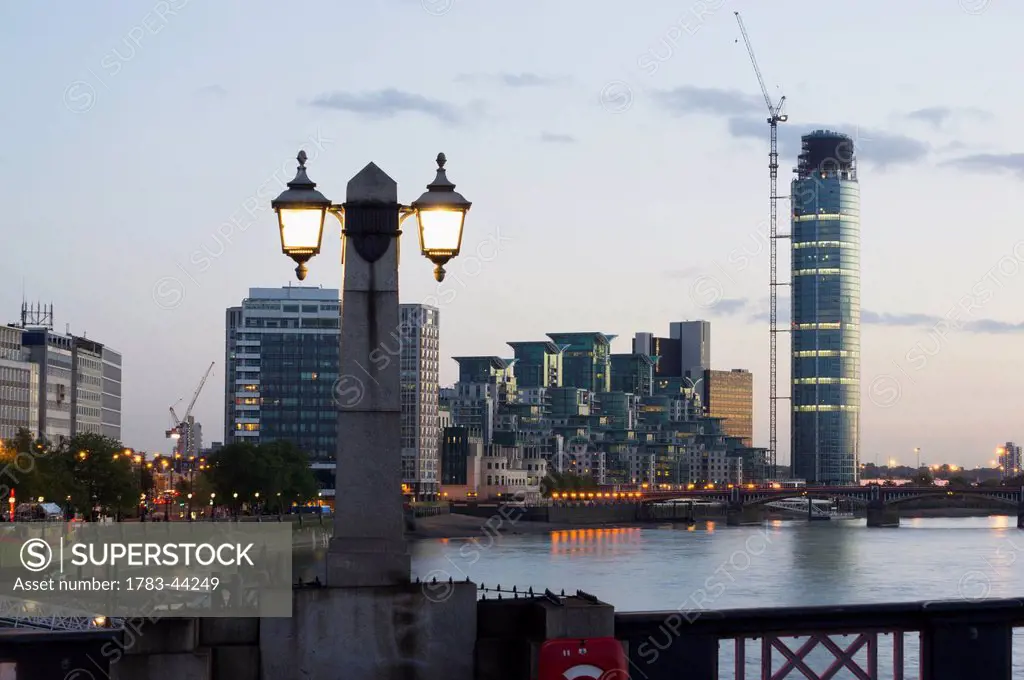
[734,11,788,479]
[166,362,215,441]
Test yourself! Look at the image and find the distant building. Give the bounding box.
[669,321,711,378]
[703,369,753,447]
[507,341,564,389]
[13,324,122,444]
[999,442,1021,480]
[455,442,544,502]
[0,326,38,441]
[609,353,655,396]
[686,447,743,487]
[790,129,861,485]
[70,336,104,436]
[440,426,483,486]
[399,304,440,500]
[450,356,517,445]
[100,346,123,440]
[547,333,615,393]
[223,287,340,462]
[634,321,710,381]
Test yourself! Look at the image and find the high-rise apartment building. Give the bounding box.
[399,304,440,499]
[703,369,753,447]
[998,442,1021,480]
[224,287,340,461]
[669,321,711,378]
[790,130,861,485]
[547,333,615,393]
[450,357,517,444]
[507,341,564,389]
[609,353,655,396]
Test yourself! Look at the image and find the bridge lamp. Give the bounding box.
[273,152,471,283]
[410,153,472,282]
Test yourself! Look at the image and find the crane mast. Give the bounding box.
[735,12,788,479]
[165,362,215,451]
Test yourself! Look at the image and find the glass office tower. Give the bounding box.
[790,130,860,485]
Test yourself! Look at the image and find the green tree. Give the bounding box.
[912,468,934,486]
[207,441,317,511]
[67,433,140,518]
[0,429,72,505]
[175,472,214,504]
[947,476,971,489]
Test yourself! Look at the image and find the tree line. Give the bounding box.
[0,430,318,519]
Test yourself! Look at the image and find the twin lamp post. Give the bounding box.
[272,150,471,283]
[270,151,472,586]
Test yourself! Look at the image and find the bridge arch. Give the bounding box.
[884,490,1020,507]
[743,491,871,508]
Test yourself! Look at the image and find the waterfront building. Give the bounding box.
[457,441,544,501]
[450,356,517,445]
[223,287,340,463]
[686,447,743,487]
[790,130,861,485]
[633,332,682,378]
[546,333,615,393]
[440,425,483,486]
[399,304,440,499]
[609,353,655,396]
[703,369,753,447]
[507,341,564,389]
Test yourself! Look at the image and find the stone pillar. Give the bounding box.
[327,163,409,587]
[866,501,899,528]
[1017,501,1024,529]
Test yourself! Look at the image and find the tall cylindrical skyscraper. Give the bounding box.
[790,130,860,485]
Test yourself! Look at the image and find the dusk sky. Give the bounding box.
[2,0,1021,468]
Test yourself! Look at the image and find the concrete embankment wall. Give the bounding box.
[546,504,638,524]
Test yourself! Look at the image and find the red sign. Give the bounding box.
[537,637,627,680]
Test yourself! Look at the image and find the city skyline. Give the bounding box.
[3,2,1023,466]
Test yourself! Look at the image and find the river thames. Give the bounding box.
[296,515,1024,676]
[414,515,1024,677]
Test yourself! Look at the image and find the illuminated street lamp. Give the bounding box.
[273,152,471,283]
[270,149,474,587]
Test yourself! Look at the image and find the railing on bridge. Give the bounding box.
[0,597,123,632]
[616,598,1023,680]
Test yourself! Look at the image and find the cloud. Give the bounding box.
[740,298,1024,334]
[197,84,226,97]
[663,267,701,279]
[308,89,464,124]
[539,132,576,144]
[651,87,929,169]
[456,73,570,88]
[942,153,1024,179]
[653,86,762,117]
[712,298,748,315]
[907,106,992,128]
[726,119,928,169]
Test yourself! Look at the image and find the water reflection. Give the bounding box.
[549,527,642,557]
